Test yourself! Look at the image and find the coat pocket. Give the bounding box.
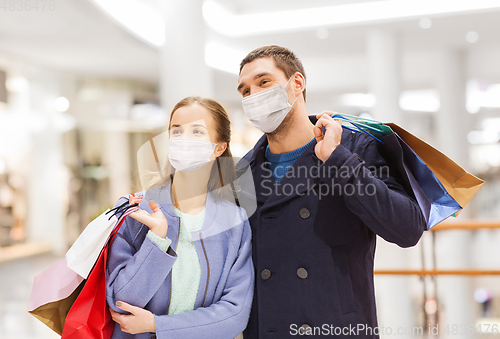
[332,244,356,314]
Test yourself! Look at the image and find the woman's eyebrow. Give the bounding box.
[191,124,207,129]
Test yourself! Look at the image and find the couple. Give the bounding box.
[106,45,426,339]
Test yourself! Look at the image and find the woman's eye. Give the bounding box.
[194,129,204,135]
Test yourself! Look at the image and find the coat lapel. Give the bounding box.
[248,126,323,211]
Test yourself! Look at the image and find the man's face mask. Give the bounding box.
[241,76,298,134]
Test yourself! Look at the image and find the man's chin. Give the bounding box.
[267,111,295,138]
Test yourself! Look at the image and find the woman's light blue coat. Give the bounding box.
[106,183,254,339]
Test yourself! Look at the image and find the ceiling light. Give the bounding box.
[467,81,500,113]
[54,97,70,112]
[418,17,433,29]
[399,89,440,112]
[339,93,376,108]
[203,0,500,37]
[6,76,29,93]
[204,42,246,74]
[316,27,330,39]
[90,0,165,47]
[466,31,479,43]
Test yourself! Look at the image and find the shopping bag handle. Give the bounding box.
[106,201,139,221]
[331,113,385,144]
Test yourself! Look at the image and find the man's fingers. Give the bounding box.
[313,123,324,141]
[314,115,336,141]
[316,111,336,119]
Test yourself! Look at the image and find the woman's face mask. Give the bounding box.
[168,117,218,172]
[167,138,217,172]
[241,76,297,134]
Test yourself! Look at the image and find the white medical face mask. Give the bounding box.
[168,138,217,172]
[241,76,298,133]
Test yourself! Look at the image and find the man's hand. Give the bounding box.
[110,301,156,335]
[128,195,168,238]
[314,112,343,163]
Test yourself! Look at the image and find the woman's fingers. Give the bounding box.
[116,301,139,315]
[127,200,167,236]
[128,193,143,207]
[128,209,151,222]
[149,200,160,213]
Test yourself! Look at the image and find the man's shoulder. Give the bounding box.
[339,127,377,151]
[235,133,267,171]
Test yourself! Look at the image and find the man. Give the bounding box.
[236,45,425,338]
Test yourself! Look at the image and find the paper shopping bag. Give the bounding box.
[329,113,484,226]
[381,132,463,229]
[387,123,485,210]
[28,258,85,335]
[66,209,117,279]
[61,217,126,339]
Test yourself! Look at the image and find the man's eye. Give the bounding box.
[242,89,250,96]
[260,79,270,86]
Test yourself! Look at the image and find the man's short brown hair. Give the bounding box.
[239,45,307,101]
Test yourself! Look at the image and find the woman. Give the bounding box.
[106,97,254,339]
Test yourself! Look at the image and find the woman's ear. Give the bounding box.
[214,142,227,158]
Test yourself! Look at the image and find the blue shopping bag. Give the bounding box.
[381,132,462,229]
[330,113,463,229]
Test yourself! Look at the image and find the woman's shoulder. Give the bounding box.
[214,198,248,224]
[211,198,250,248]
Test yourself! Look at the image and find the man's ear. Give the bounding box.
[292,72,306,97]
[214,142,227,157]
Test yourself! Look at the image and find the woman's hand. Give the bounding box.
[128,194,168,238]
[110,301,156,334]
[313,112,343,163]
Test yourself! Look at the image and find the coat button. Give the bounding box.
[299,208,310,219]
[297,267,308,279]
[300,324,312,334]
[261,269,272,280]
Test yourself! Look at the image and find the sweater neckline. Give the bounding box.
[265,138,315,164]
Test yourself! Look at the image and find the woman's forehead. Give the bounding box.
[170,104,213,126]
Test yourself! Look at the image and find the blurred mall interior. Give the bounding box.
[1,0,500,338]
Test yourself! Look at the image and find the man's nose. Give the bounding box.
[248,85,263,97]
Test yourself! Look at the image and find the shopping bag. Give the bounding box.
[66,209,117,279]
[61,217,126,339]
[387,123,485,211]
[330,113,484,228]
[28,258,85,335]
[381,132,463,229]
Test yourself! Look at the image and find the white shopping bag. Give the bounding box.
[65,210,117,279]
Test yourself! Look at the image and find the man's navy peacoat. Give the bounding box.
[239,115,426,338]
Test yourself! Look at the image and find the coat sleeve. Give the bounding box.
[318,135,426,247]
[154,218,254,339]
[106,201,177,314]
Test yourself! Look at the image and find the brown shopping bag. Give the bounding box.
[28,258,85,335]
